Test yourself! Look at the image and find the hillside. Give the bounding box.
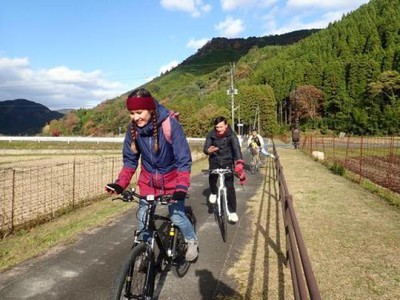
[179,29,320,75]
[0,99,64,136]
[48,0,400,137]
[46,30,318,137]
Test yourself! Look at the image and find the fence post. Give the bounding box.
[11,169,16,232]
[72,159,76,208]
[345,136,350,169]
[112,157,115,181]
[386,136,394,191]
[359,136,364,182]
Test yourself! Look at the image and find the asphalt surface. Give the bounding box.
[0,150,268,300]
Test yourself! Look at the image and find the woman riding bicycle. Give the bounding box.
[105,88,198,262]
[203,116,246,223]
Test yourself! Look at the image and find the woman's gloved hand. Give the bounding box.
[234,160,246,185]
[172,191,187,201]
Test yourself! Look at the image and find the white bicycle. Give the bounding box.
[203,168,232,242]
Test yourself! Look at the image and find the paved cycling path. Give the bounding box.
[0,150,268,300]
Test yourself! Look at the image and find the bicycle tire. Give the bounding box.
[251,154,258,174]
[110,243,155,300]
[172,208,195,278]
[219,189,228,242]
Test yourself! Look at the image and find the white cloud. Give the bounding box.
[160,0,212,17]
[0,57,127,110]
[287,0,368,10]
[221,0,277,11]
[215,16,245,37]
[159,60,179,74]
[260,0,369,36]
[186,38,209,49]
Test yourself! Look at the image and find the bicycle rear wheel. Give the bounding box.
[111,243,155,300]
[173,208,196,277]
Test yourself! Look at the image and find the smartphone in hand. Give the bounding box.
[105,184,116,193]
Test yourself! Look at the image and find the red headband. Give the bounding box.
[126,96,156,111]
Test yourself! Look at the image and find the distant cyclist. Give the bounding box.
[247,129,275,158]
[247,129,263,153]
[105,88,198,262]
[203,116,246,223]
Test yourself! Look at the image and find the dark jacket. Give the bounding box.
[203,126,242,169]
[116,101,191,195]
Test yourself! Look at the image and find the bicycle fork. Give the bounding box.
[132,230,157,299]
[168,223,177,258]
[144,247,156,298]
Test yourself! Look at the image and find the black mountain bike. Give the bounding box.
[110,189,196,300]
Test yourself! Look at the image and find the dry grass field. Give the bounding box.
[226,147,400,299]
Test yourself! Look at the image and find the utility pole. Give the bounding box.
[227,62,238,133]
[253,105,259,131]
[294,88,299,129]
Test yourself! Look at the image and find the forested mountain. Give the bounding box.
[245,0,400,135]
[46,30,319,137]
[0,99,64,136]
[48,0,400,137]
[179,29,320,76]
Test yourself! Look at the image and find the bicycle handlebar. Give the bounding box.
[202,168,232,175]
[112,189,173,204]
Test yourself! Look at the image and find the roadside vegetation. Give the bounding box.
[0,156,208,272]
[227,147,400,299]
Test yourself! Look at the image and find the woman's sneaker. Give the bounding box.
[209,194,217,204]
[229,212,238,223]
[186,240,199,262]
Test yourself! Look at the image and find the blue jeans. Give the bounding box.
[136,199,197,241]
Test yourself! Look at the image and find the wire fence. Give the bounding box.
[0,156,121,235]
[301,135,400,196]
[0,146,206,236]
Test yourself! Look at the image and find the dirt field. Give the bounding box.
[342,155,400,194]
[227,146,400,299]
[0,146,206,234]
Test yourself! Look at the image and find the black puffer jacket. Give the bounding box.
[203,126,243,169]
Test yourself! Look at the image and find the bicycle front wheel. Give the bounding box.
[219,190,228,242]
[111,243,155,300]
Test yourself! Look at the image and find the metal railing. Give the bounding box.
[272,141,321,299]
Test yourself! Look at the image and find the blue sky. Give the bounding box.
[0,0,369,110]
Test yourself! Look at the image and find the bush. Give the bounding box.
[329,162,345,176]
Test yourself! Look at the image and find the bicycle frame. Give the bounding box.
[206,168,232,242]
[215,169,230,217]
[134,203,180,262]
[113,191,194,299]
[249,147,261,173]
